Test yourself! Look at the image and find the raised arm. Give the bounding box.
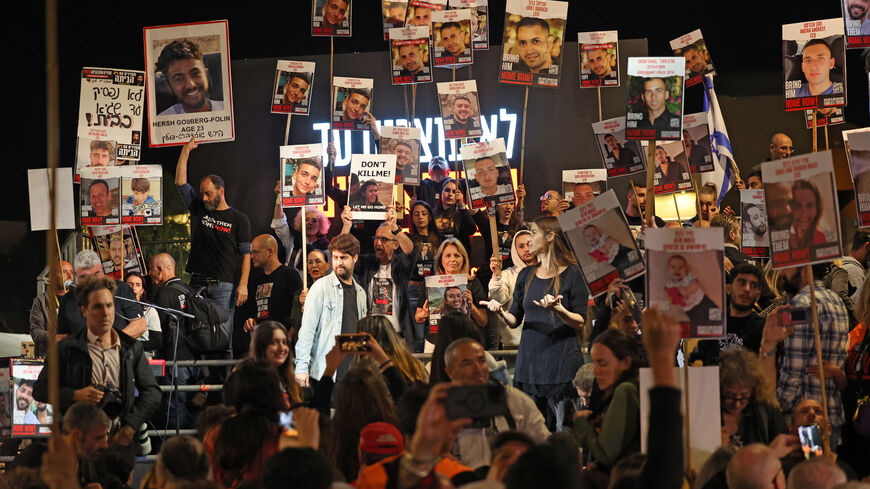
[175,139,198,186]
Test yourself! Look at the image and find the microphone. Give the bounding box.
[64,280,75,289]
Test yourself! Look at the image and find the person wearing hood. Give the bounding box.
[488,229,538,348]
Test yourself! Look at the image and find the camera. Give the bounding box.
[94,384,124,420]
[797,424,822,459]
[445,384,509,428]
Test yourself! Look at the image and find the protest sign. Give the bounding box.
[782,18,846,112]
[591,117,645,177]
[332,77,374,131]
[437,80,483,139]
[280,144,326,207]
[625,57,685,141]
[271,60,315,115]
[460,138,514,209]
[312,0,352,36]
[381,126,422,185]
[740,189,770,258]
[843,128,870,227]
[389,26,433,85]
[120,165,163,225]
[348,153,397,220]
[432,9,473,67]
[670,30,716,87]
[80,166,121,226]
[579,31,619,88]
[27,168,75,232]
[499,0,568,88]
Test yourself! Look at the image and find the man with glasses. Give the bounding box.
[767,133,794,161]
[690,264,766,365]
[340,206,417,340]
[539,189,569,217]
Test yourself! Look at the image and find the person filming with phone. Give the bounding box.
[442,338,549,469]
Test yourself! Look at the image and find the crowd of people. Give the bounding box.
[11,130,870,489]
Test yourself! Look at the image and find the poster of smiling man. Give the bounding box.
[144,20,234,147]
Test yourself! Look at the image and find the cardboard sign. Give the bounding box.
[332,77,374,131]
[670,30,716,87]
[625,57,686,141]
[405,0,447,30]
[432,9,473,67]
[562,169,607,207]
[80,166,121,226]
[312,0,352,36]
[348,154,397,220]
[843,128,870,227]
[27,168,76,232]
[271,60,315,115]
[762,151,842,268]
[120,165,163,225]
[591,117,645,177]
[437,80,483,139]
[499,0,568,88]
[76,67,145,181]
[782,18,847,111]
[389,26,433,85]
[11,359,54,437]
[460,138,514,209]
[381,126,422,185]
[646,228,725,338]
[682,112,714,174]
[842,0,870,49]
[280,144,325,207]
[425,274,468,332]
[579,31,619,88]
[382,0,409,39]
[740,189,770,258]
[450,0,488,50]
[559,190,644,297]
[642,140,693,195]
[144,20,235,146]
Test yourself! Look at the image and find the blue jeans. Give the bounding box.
[160,365,200,430]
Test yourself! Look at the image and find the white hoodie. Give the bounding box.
[487,230,533,347]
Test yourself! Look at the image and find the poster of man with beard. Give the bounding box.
[740,189,770,258]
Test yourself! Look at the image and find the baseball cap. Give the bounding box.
[359,422,404,455]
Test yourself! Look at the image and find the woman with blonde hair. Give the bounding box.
[414,237,489,351]
[484,216,588,431]
[355,315,429,392]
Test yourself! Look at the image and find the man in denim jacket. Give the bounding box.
[295,233,368,385]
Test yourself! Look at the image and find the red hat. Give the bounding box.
[359,422,404,455]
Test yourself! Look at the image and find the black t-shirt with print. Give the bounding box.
[245,264,303,330]
[182,184,252,283]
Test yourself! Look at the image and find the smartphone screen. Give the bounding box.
[797,425,822,459]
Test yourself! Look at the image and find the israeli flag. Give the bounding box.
[702,74,737,204]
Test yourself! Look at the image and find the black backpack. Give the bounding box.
[167,281,230,354]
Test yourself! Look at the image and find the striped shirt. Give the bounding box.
[777,281,849,428]
[87,329,121,391]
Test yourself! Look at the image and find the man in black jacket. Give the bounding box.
[34,276,160,449]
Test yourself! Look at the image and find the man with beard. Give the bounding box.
[341,207,416,338]
[14,380,34,422]
[397,44,427,78]
[743,204,769,246]
[514,17,555,73]
[389,140,414,182]
[156,40,223,116]
[442,94,480,134]
[847,0,870,34]
[653,145,684,187]
[584,48,616,85]
[175,139,251,352]
[439,22,469,58]
[109,236,124,271]
[23,401,51,425]
[681,43,709,79]
[776,263,849,448]
[690,264,765,365]
[295,233,367,386]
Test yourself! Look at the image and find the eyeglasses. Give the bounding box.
[723,394,752,404]
[373,236,397,243]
